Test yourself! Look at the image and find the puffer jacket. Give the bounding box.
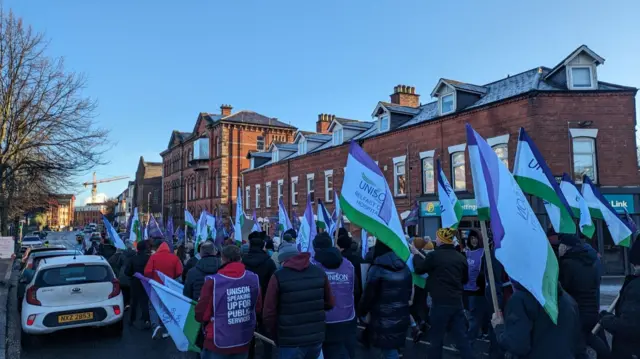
[358,251,412,350]
[601,275,640,359]
[183,255,220,300]
[494,284,583,359]
[559,245,600,329]
[242,247,277,300]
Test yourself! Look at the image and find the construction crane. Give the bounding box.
[82,172,130,204]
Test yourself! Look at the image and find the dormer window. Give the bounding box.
[440,93,455,115]
[569,66,594,89]
[378,114,390,132]
[298,139,307,154]
[272,150,279,162]
[333,127,343,145]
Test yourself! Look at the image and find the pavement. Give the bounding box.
[0,231,623,359]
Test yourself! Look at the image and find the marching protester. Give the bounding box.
[557,233,602,358]
[263,239,334,359]
[108,242,136,310]
[409,236,430,336]
[144,239,183,339]
[195,245,262,359]
[491,282,583,358]
[183,240,220,300]
[125,240,151,328]
[411,228,474,359]
[482,239,506,359]
[463,230,487,348]
[270,236,282,268]
[242,231,277,359]
[359,240,412,359]
[313,232,359,359]
[599,237,640,358]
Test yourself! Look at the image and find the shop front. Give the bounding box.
[418,192,638,275]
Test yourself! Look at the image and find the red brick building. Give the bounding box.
[45,194,75,230]
[242,45,639,275]
[161,105,297,226]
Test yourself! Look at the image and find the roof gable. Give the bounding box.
[544,45,605,80]
[430,78,488,97]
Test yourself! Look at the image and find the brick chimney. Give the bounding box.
[220,104,233,116]
[316,113,335,134]
[390,85,420,107]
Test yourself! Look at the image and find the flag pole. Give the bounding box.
[185,180,188,245]
[480,221,501,315]
[591,294,620,334]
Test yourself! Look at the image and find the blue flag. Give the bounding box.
[102,215,126,250]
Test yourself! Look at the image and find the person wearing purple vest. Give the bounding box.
[312,232,360,359]
[462,231,486,349]
[196,245,262,359]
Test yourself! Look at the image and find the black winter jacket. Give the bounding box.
[601,275,640,359]
[183,256,198,282]
[358,251,412,350]
[313,247,360,344]
[242,247,277,299]
[494,284,582,359]
[109,249,135,288]
[413,244,468,307]
[183,256,220,301]
[125,251,150,297]
[559,246,600,329]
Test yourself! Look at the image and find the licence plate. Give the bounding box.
[58,312,93,323]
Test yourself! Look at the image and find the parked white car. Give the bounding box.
[20,236,43,253]
[20,255,123,346]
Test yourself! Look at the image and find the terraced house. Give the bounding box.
[160,105,297,226]
[242,45,639,275]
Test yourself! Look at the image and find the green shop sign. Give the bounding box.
[603,194,635,214]
[420,199,479,217]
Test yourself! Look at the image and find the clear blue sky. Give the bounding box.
[6,0,640,205]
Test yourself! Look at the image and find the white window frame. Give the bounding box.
[277,179,284,200]
[393,155,407,197]
[488,134,510,168]
[333,125,344,145]
[266,182,272,208]
[245,186,251,210]
[291,176,299,206]
[439,92,456,115]
[568,65,596,90]
[298,139,307,155]
[419,150,435,194]
[272,150,279,163]
[324,169,334,202]
[255,184,261,209]
[378,114,390,133]
[257,136,265,151]
[450,151,467,191]
[571,136,598,183]
[307,173,315,202]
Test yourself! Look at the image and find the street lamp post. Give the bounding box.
[147,192,152,223]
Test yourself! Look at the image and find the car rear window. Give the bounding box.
[23,237,40,242]
[36,265,113,287]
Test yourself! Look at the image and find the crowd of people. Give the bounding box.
[76,224,640,359]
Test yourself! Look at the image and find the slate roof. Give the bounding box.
[272,143,298,152]
[248,47,636,172]
[247,151,272,159]
[218,111,296,129]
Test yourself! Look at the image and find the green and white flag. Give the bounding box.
[129,207,141,243]
[582,175,632,247]
[184,209,197,229]
[340,142,425,287]
[194,211,207,250]
[234,187,244,244]
[437,159,463,229]
[135,274,200,352]
[513,128,576,234]
[467,124,559,323]
[560,173,595,238]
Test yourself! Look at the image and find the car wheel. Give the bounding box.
[21,330,40,348]
[106,319,124,337]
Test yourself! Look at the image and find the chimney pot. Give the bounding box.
[221,104,233,116]
[390,84,420,107]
